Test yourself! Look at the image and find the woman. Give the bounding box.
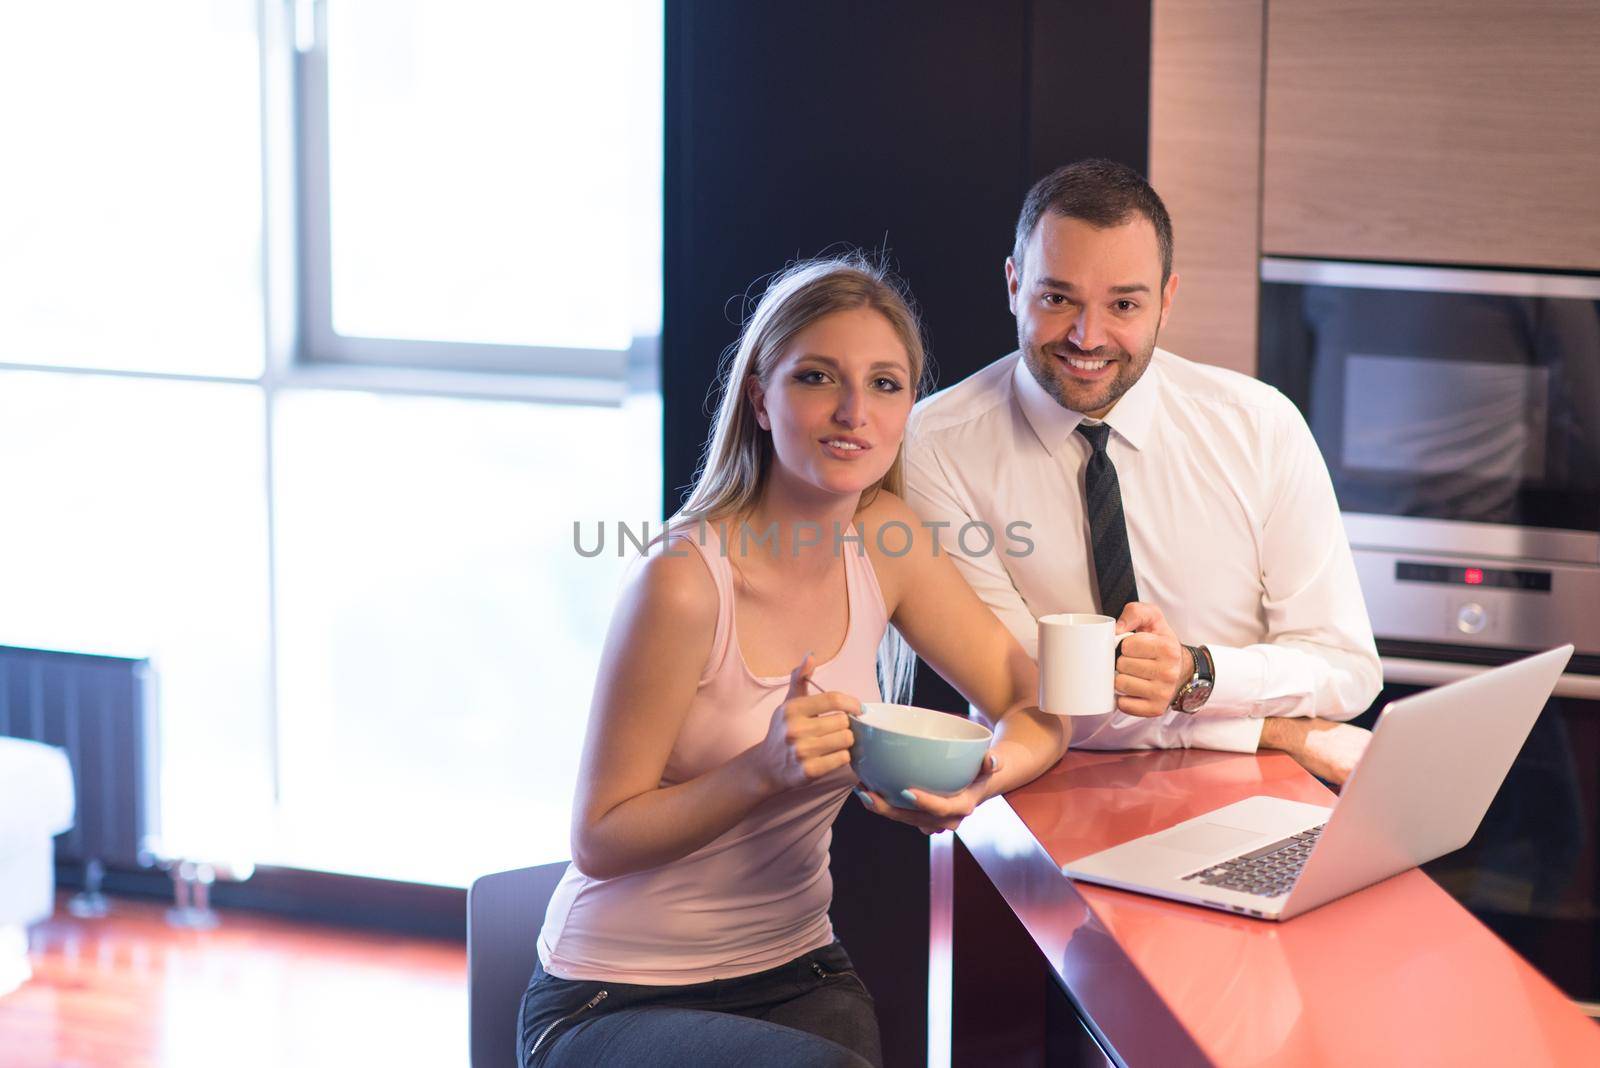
[520,256,1071,1067]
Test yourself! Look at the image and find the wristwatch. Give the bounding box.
[1171,644,1214,714]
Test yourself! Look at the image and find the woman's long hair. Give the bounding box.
[672,253,931,703]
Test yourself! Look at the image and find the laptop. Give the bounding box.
[1061,644,1574,921]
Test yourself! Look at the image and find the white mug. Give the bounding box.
[1038,613,1132,717]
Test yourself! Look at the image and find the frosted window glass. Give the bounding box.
[0,2,264,377]
[271,389,660,885]
[326,0,663,350]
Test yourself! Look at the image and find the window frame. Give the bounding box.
[284,0,637,387]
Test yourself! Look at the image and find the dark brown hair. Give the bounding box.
[1012,159,1174,284]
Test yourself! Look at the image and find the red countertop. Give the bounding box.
[954,747,1600,1066]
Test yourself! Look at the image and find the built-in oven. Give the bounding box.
[1259,257,1600,655]
[1259,257,1600,1012]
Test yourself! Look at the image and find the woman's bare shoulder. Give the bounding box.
[857,487,922,531]
[616,533,721,633]
[856,489,936,603]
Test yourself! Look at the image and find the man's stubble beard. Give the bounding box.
[1020,326,1159,416]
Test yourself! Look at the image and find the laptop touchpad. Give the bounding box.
[1155,823,1263,855]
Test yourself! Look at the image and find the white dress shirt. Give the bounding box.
[903,349,1381,752]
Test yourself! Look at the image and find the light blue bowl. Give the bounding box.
[850,702,993,809]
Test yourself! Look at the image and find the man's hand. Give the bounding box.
[1113,602,1192,718]
[1259,717,1372,786]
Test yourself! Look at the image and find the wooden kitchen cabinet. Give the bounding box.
[1149,0,1265,376]
[1263,0,1600,271]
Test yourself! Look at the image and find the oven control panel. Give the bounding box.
[1394,562,1552,592]
[1352,550,1600,657]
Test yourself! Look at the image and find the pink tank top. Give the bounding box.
[537,521,890,984]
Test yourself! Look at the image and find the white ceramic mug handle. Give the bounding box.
[1109,631,1133,708]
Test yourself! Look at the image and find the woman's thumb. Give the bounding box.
[786,651,815,699]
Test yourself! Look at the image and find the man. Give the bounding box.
[904,159,1380,783]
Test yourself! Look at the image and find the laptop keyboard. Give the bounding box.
[1181,824,1327,899]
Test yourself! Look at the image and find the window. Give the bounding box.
[299,0,663,378]
[0,1,664,887]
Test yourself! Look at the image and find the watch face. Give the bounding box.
[1178,679,1213,713]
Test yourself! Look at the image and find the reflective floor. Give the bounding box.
[0,894,466,1067]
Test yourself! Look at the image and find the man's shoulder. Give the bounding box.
[1154,348,1299,423]
[908,351,1020,439]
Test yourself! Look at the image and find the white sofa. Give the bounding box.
[0,737,74,996]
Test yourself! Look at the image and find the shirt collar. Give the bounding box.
[1012,349,1162,456]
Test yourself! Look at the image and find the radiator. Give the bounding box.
[0,645,159,873]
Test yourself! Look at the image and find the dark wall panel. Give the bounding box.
[1027,1,1151,180]
[665,3,1031,512]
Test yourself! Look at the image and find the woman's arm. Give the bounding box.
[570,546,858,879]
[860,492,1067,832]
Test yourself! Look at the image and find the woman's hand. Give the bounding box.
[853,751,1001,834]
[752,653,861,795]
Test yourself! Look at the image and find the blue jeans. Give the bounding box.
[517,941,883,1067]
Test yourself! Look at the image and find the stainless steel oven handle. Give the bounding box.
[1382,657,1600,700]
[1261,257,1600,301]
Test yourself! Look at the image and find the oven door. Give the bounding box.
[1363,652,1600,1013]
[1258,259,1600,538]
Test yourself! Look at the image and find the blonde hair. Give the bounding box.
[672,254,931,702]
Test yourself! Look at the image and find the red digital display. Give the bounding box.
[1396,562,1552,592]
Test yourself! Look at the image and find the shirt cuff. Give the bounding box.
[1200,643,1265,716]
[1170,714,1266,753]
[1066,709,1267,753]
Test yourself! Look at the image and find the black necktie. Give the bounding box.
[1076,422,1140,619]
